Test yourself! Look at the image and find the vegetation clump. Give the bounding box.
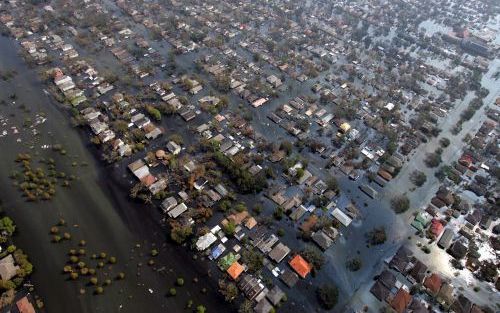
[346,258,362,271]
[410,170,427,187]
[316,284,339,310]
[12,152,78,201]
[367,227,387,245]
[391,195,410,213]
[49,220,126,297]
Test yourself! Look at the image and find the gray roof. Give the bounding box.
[268,242,290,263]
[280,269,298,288]
[266,285,285,305]
[161,197,178,213]
[311,231,334,250]
[378,270,396,289]
[254,298,273,313]
[0,254,19,281]
[370,281,390,302]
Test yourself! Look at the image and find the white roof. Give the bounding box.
[196,232,217,251]
[54,75,72,86]
[252,98,268,107]
[133,165,150,180]
[210,225,222,234]
[361,148,374,160]
[331,208,352,227]
[161,196,178,212]
[168,203,188,218]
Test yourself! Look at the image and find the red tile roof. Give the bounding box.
[430,219,444,237]
[289,255,312,278]
[140,174,157,187]
[424,273,442,295]
[459,154,473,167]
[390,288,412,313]
[227,261,244,280]
[16,297,36,313]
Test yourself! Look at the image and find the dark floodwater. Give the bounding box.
[0,35,228,313]
[0,32,406,313]
[7,2,497,308]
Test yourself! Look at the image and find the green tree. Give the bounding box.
[168,134,183,145]
[410,170,427,187]
[241,249,263,273]
[196,305,206,313]
[280,141,293,155]
[223,221,236,236]
[326,176,339,193]
[170,225,193,244]
[218,280,238,302]
[253,204,263,215]
[439,137,450,147]
[367,227,387,245]
[391,195,410,213]
[424,152,442,168]
[302,246,325,270]
[273,206,284,220]
[112,120,129,135]
[316,284,339,310]
[238,299,253,313]
[234,202,247,212]
[296,168,305,179]
[479,261,498,282]
[0,217,16,235]
[0,280,16,290]
[176,277,184,286]
[346,258,362,271]
[146,105,162,121]
[95,286,104,294]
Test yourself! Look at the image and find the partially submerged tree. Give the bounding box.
[391,194,410,213]
[316,284,339,310]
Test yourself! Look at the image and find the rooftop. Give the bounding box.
[289,255,312,279]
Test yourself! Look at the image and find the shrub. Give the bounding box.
[367,227,387,245]
[273,206,283,220]
[95,286,104,294]
[346,258,362,271]
[440,137,450,147]
[196,305,206,313]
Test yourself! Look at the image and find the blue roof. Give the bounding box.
[211,245,224,260]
